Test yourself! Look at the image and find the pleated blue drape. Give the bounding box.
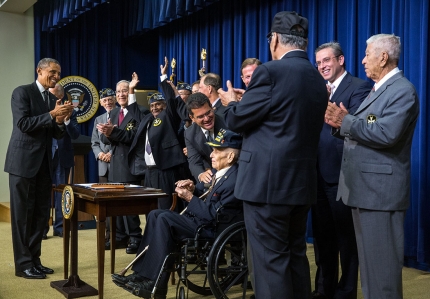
[34,0,430,271]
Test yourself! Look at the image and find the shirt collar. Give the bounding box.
[374,67,400,91]
[35,80,46,94]
[329,70,348,93]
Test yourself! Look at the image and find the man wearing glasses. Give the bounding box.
[311,42,372,299]
[184,92,227,183]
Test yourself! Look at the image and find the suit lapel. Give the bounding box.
[354,71,404,115]
[31,82,48,113]
[331,73,351,104]
[209,164,237,196]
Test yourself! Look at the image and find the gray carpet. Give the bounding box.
[0,219,429,299]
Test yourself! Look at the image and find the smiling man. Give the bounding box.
[5,58,73,279]
[184,92,227,183]
[311,42,372,299]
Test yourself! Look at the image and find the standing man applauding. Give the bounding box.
[5,58,73,279]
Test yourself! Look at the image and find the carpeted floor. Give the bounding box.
[0,218,429,299]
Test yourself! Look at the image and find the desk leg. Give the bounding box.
[51,200,98,298]
[110,216,116,274]
[64,218,70,279]
[97,217,107,299]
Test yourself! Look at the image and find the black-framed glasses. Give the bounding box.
[314,55,341,67]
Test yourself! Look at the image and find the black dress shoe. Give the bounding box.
[53,231,63,238]
[126,239,141,254]
[126,279,167,299]
[112,272,145,286]
[105,237,129,250]
[34,264,54,274]
[42,234,47,240]
[16,267,46,279]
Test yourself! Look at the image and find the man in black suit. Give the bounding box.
[112,129,243,299]
[199,73,226,117]
[98,80,146,254]
[47,83,80,238]
[4,58,73,279]
[121,66,189,211]
[219,12,327,298]
[184,92,226,183]
[311,42,372,299]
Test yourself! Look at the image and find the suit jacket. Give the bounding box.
[4,82,64,178]
[318,73,372,184]
[337,71,419,211]
[185,114,226,181]
[91,112,111,176]
[57,110,80,168]
[213,99,227,118]
[224,51,327,205]
[186,163,242,230]
[100,106,141,182]
[124,79,188,175]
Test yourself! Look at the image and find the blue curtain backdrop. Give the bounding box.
[34,0,430,271]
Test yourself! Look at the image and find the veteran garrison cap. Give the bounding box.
[99,88,115,99]
[177,83,192,92]
[267,11,308,38]
[206,129,243,149]
[148,92,165,104]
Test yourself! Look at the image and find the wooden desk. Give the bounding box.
[50,184,167,299]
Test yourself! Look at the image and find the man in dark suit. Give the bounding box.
[219,11,327,298]
[185,92,226,183]
[310,42,372,299]
[111,129,243,299]
[91,88,117,183]
[98,80,146,254]
[48,83,80,238]
[118,66,189,211]
[4,58,73,279]
[325,34,419,299]
[199,73,227,117]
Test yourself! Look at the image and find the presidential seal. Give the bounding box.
[62,185,74,219]
[59,76,99,123]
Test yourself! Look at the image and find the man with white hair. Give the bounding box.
[325,34,420,299]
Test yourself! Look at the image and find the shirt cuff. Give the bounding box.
[160,74,168,82]
[128,93,137,105]
[64,119,71,125]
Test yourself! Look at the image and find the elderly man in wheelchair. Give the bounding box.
[112,129,244,299]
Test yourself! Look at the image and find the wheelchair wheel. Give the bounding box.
[178,286,185,299]
[207,221,251,299]
[177,245,213,296]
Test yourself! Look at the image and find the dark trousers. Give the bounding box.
[144,166,185,212]
[244,201,312,299]
[312,174,358,299]
[9,154,52,271]
[109,179,142,241]
[132,209,207,286]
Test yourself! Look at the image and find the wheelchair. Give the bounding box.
[153,213,252,299]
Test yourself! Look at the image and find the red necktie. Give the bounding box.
[118,109,124,126]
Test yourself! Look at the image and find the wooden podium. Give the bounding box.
[70,135,94,224]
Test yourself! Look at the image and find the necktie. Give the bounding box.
[146,139,152,155]
[366,87,375,99]
[329,84,335,100]
[43,90,50,110]
[118,109,124,126]
[205,130,213,142]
